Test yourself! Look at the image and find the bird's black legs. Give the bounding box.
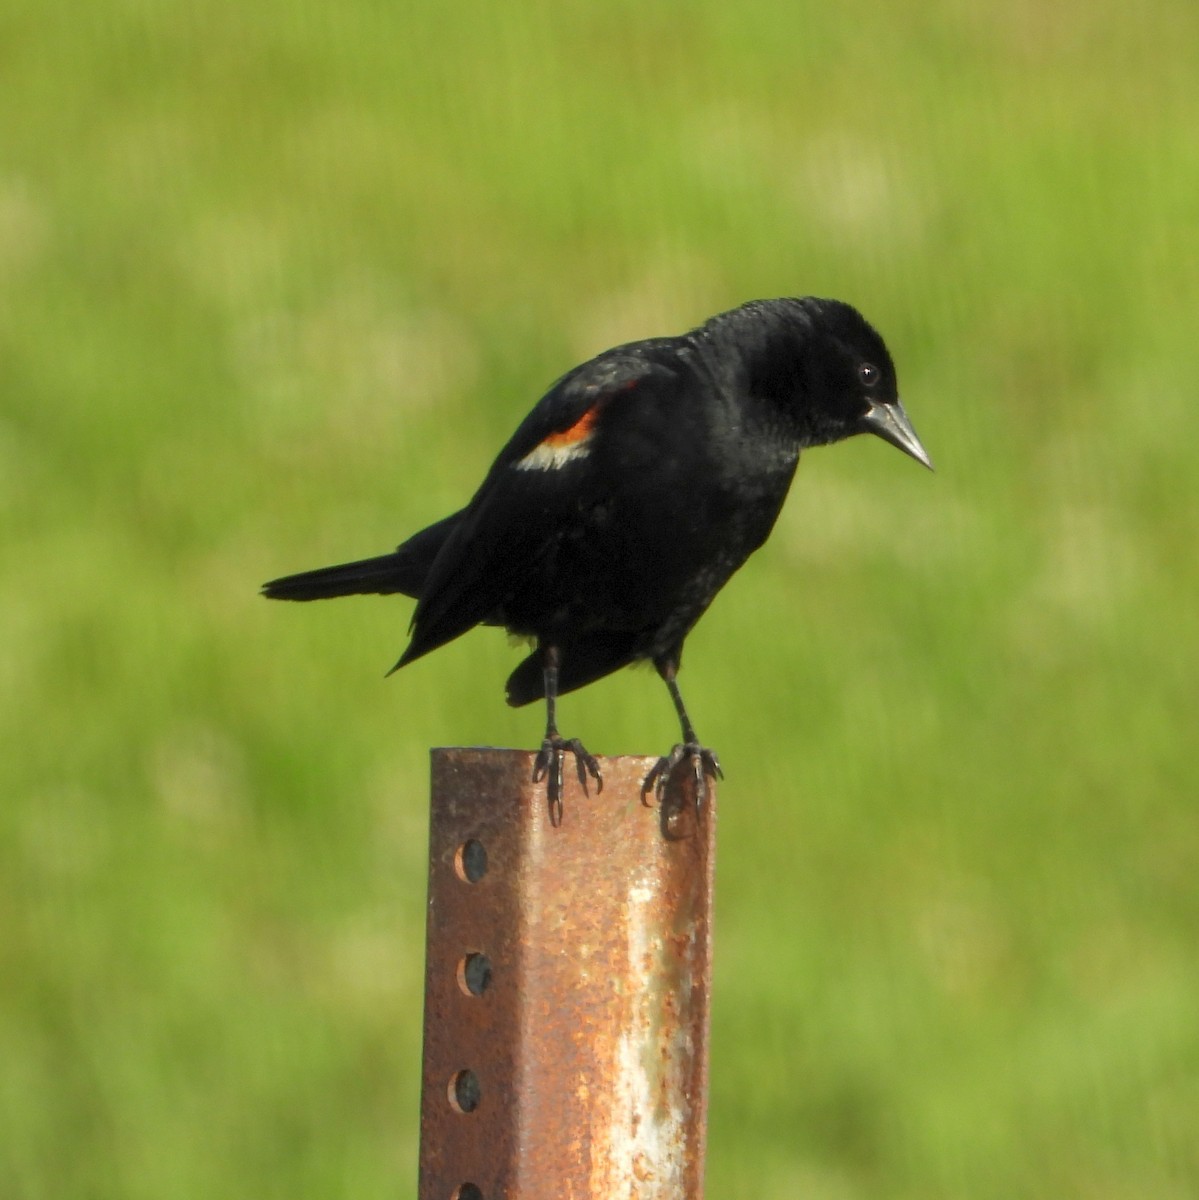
[531,643,602,824]
[644,650,723,804]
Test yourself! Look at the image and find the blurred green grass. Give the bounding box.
[3,1,1197,1196]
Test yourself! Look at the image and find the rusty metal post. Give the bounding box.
[418,748,715,1200]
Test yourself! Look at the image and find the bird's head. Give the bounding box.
[719,297,933,469]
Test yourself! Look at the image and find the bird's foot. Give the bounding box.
[643,743,722,807]
[532,735,603,825]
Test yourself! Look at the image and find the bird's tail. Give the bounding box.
[262,552,420,601]
[261,511,460,603]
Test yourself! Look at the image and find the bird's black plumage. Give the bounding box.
[262,296,931,818]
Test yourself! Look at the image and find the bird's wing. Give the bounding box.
[392,345,685,669]
[489,344,677,469]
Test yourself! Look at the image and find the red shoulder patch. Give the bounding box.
[513,380,636,472]
[543,402,603,448]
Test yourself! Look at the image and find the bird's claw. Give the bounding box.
[643,743,722,807]
[533,736,603,825]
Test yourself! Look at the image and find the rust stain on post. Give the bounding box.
[418,748,715,1200]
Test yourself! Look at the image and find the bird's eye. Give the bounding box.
[858,362,880,388]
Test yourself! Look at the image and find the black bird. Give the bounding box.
[263,297,931,819]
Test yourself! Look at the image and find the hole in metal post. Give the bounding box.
[453,1185,483,1200]
[457,953,492,996]
[448,1069,481,1114]
[454,839,488,883]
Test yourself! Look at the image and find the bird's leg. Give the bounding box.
[531,643,602,824]
[643,651,723,806]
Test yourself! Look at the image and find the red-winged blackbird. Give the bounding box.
[263,297,931,819]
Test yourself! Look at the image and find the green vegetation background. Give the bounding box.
[3,1,1196,1196]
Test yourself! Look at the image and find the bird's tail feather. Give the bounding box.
[261,511,462,603]
[261,552,420,601]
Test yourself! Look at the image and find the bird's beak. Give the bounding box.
[859,398,933,470]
